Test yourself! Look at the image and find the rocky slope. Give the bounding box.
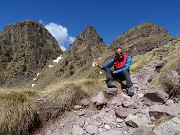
[35,37,180,135]
[0,20,62,86]
[38,60,180,135]
[109,22,171,56]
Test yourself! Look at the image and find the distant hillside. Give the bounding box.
[0,20,62,86]
[109,22,171,55]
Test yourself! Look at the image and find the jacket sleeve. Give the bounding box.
[114,56,131,73]
[101,58,114,70]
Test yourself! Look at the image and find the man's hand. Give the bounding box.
[93,59,102,68]
[93,59,99,66]
[113,71,116,74]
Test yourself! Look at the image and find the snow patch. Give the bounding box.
[49,64,54,67]
[53,55,63,63]
[33,73,40,81]
[92,61,95,66]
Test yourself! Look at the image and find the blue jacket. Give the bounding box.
[101,56,131,73]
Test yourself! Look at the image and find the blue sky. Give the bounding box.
[0,0,179,51]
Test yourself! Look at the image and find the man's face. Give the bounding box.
[115,48,124,58]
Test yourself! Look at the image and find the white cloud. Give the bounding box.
[44,22,68,51]
[45,22,68,44]
[39,20,76,51]
[68,36,76,44]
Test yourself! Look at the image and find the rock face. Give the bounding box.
[0,20,62,86]
[55,25,107,78]
[109,22,171,55]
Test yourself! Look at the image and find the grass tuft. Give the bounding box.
[74,78,107,96]
[43,81,86,111]
[0,89,38,135]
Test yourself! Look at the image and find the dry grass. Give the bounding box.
[130,47,161,73]
[43,78,106,97]
[74,78,107,96]
[0,88,38,135]
[148,41,180,98]
[148,77,164,89]
[41,78,107,112]
[158,58,180,98]
[42,80,86,111]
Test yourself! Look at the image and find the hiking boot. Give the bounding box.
[106,80,117,88]
[127,87,134,96]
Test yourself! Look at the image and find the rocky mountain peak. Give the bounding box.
[109,22,171,55]
[54,25,107,78]
[70,25,104,47]
[0,20,62,86]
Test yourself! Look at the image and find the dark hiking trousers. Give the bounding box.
[104,68,133,88]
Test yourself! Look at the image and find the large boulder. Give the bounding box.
[153,115,180,135]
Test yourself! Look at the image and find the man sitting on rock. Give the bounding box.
[94,47,134,96]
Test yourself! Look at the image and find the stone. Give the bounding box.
[73,105,83,110]
[104,88,118,97]
[115,107,137,118]
[111,97,121,106]
[86,124,98,135]
[141,106,150,114]
[117,118,124,123]
[149,103,180,118]
[75,110,86,116]
[75,117,85,127]
[142,97,154,106]
[98,129,123,135]
[122,100,138,109]
[92,92,107,107]
[143,89,168,103]
[80,99,91,106]
[125,114,151,128]
[104,125,111,130]
[153,115,180,135]
[130,126,157,135]
[72,125,84,135]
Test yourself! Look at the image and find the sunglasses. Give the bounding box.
[115,52,123,56]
